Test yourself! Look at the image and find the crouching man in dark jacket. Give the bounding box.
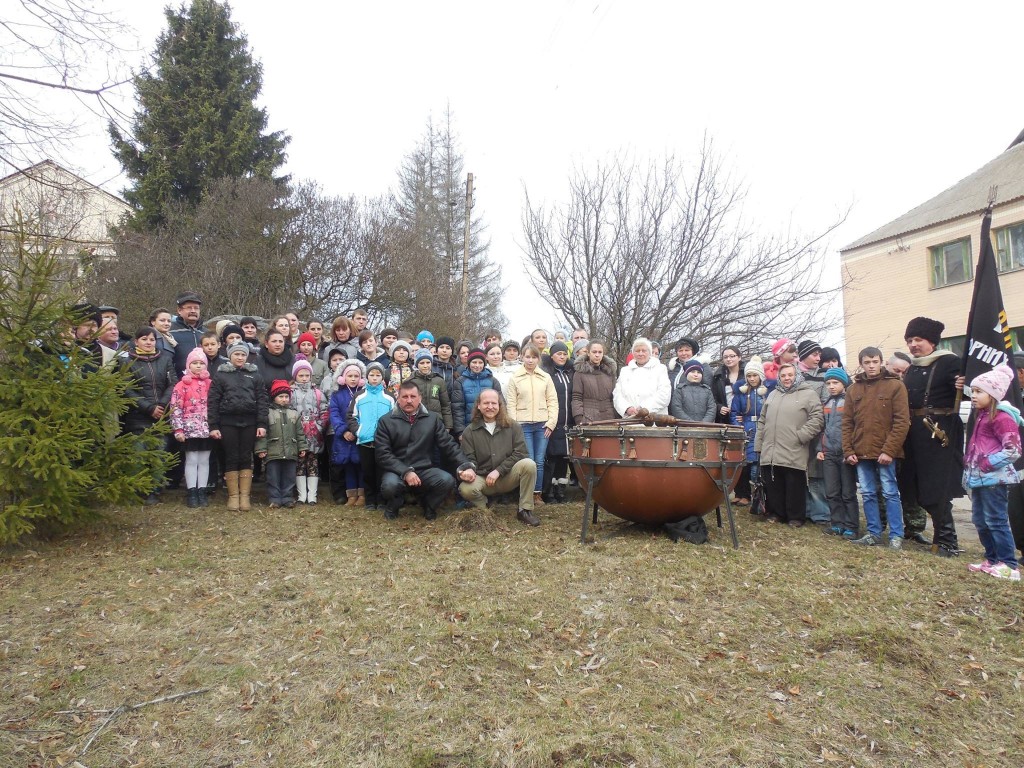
[459,389,540,526]
[376,380,476,520]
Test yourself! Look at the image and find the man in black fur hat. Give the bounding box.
[898,317,964,556]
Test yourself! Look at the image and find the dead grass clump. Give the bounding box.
[448,507,503,532]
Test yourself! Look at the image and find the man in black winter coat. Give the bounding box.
[376,380,477,520]
[170,291,205,376]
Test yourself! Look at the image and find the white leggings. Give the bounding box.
[184,450,211,489]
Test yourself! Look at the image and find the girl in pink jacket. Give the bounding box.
[170,347,213,508]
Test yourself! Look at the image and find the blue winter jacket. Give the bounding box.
[347,382,396,446]
[730,381,771,462]
[452,369,502,434]
[329,385,362,464]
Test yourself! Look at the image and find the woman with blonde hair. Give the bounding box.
[506,343,558,507]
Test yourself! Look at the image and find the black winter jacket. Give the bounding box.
[208,362,269,430]
[169,316,205,375]
[124,350,178,434]
[255,347,295,393]
[375,405,472,477]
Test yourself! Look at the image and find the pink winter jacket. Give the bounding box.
[169,372,212,439]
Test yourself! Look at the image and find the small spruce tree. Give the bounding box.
[0,216,172,544]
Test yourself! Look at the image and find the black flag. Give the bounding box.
[962,205,1024,547]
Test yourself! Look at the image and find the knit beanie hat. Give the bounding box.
[970,363,1014,401]
[904,316,944,345]
[186,346,208,370]
[414,348,434,365]
[389,339,412,358]
[771,338,794,358]
[270,380,291,399]
[467,348,486,364]
[823,367,850,386]
[744,355,766,381]
[220,323,244,344]
[338,359,367,386]
[550,341,569,356]
[226,341,249,359]
[501,339,521,352]
[436,335,456,350]
[366,361,386,379]
[297,332,316,349]
[292,358,313,377]
[797,339,821,361]
[416,330,434,345]
[683,358,704,376]
[820,347,843,368]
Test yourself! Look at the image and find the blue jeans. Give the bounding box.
[971,485,1019,568]
[857,460,903,539]
[521,422,549,492]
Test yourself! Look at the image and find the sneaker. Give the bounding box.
[841,529,857,539]
[981,563,1022,581]
[825,525,843,536]
[888,537,902,551]
[851,533,879,546]
[967,560,993,573]
[932,545,958,558]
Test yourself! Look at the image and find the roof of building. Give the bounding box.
[841,130,1024,252]
[0,159,126,208]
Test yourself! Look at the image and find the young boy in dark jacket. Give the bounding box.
[818,368,858,537]
[411,349,453,429]
[669,359,716,423]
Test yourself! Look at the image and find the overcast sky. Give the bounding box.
[32,0,1024,356]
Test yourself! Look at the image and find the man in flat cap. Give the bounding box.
[170,291,205,376]
[898,317,963,557]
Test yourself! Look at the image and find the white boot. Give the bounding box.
[296,476,307,504]
[306,477,319,505]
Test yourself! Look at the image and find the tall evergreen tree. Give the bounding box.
[109,0,289,229]
[393,110,505,338]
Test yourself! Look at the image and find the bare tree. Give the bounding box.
[520,142,845,363]
[1,0,135,171]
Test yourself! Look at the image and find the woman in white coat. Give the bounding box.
[612,338,671,417]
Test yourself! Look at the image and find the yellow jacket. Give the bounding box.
[506,365,558,430]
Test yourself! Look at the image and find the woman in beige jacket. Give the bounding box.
[506,344,559,506]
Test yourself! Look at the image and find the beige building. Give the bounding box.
[841,130,1024,361]
[0,160,130,274]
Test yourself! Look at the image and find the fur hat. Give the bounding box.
[389,339,412,358]
[739,356,768,395]
[297,332,316,349]
[676,337,700,355]
[270,380,291,399]
[226,341,249,359]
[820,347,843,368]
[416,330,434,345]
[683,358,704,376]
[414,348,434,365]
[436,336,456,350]
[215,319,231,338]
[823,367,849,386]
[292,358,313,377]
[186,346,208,370]
[904,317,944,345]
[467,348,486,364]
[797,339,821,361]
[338,359,367,386]
[771,338,794,358]
[550,341,569,356]
[970,363,1014,401]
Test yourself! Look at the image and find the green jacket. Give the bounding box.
[255,404,308,461]
[412,370,453,429]
[460,418,529,476]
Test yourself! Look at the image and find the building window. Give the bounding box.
[929,238,972,288]
[996,222,1024,273]
[938,335,965,357]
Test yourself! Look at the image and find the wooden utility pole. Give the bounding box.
[461,173,473,336]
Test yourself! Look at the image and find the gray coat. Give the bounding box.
[669,382,716,423]
[754,382,825,472]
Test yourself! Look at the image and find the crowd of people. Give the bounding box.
[66,292,1024,581]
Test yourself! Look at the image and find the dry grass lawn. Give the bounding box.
[1,491,1022,768]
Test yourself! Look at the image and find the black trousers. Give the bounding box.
[764,465,807,523]
[221,424,255,472]
[358,444,381,504]
[380,467,454,516]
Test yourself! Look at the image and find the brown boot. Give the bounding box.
[533,492,546,508]
[238,470,253,511]
[224,471,240,511]
[517,508,541,527]
[353,488,365,507]
[344,489,357,506]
